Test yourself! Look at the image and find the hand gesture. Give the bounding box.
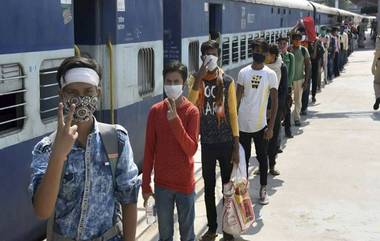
[264,127,274,140]
[51,103,78,160]
[195,57,211,81]
[166,98,177,120]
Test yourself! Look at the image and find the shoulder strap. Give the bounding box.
[98,123,119,188]
[47,130,63,241]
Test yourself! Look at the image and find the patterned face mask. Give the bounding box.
[63,95,98,122]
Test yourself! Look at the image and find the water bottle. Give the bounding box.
[145,196,156,225]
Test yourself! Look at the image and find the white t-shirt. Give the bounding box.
[237,65,278,133]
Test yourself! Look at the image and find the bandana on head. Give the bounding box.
[61,67,99,88]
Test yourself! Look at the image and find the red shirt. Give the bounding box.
[142,97,200,194]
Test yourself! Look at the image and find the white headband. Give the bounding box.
[61,67,100,88]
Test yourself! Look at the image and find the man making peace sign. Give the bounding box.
[29,56,140,241]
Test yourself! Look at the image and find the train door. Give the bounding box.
[72,0,111,121]
[209,4,223,42]
[163,0,182,65]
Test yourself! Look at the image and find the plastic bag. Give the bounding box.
[222,144,255,235]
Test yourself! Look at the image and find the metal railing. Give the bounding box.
[138,48,155,96]
[0,63,26,134]
[222,37,230,66]
[188,41,200,75]
[240,36,247,60]
[232,36,239,63]
[40,67,60,121]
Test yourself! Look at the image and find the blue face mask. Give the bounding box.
[252,53,266,64]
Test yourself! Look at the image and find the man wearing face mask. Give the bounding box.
[290,32,311,126]
[237,38,278,205]
[265,44,288,176]
[142,61,200,241]
[29,56,141,241]
[188,40,239,241]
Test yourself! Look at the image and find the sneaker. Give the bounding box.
[277,148,283,154]
[269,168,280,176]
[294,120,301,126]
[199,231,218,241]
[259,186,269,205]
[300,110,307,116]
[374,98,380,110]
[254,169,260,175]
[312,97,316,103]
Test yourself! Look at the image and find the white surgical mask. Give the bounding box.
[164,84,183,100]
[204,55,218,71]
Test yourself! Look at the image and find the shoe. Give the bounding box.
[199,231,218,241]
[294,120,301,126]
[269,168,280,176]
[277,149,283,154]
[254,169,260,175]
[374,98,380,110]
[285,130,294,138]
[223,233,235,241]
[259,186,269,205]
[312,97,316,103]
[300,110,307,116]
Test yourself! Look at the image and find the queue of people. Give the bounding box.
[28,23,358,241]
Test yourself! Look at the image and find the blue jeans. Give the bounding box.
[155,185,195,241]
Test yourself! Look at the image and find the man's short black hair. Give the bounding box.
[269,44,280,57]
[163,61,188,82]
[57,56,102,89]
[251,38,269,53]
[201,40,221,56]
[277,36,289,42]
[291,32,303,41]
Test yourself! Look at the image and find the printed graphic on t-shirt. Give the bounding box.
[251,75,262,88]
[204,85,218,116]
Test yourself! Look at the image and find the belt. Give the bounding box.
[51,222,122,241]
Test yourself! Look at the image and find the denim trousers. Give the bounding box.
[155,185,195,241]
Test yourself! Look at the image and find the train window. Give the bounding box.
[0,63,26,135]
[289,9,291,15]
[188,41,199,75]
[232,37,239,63]
[40,59,64,122]
[240,36,247,60]
[222,37,230,66]
[265,33,270,43]
[271,8,274,14]
[278,8,280,15]
[248,35,254,58]
[138,48,155,96]
[283,9,286,15]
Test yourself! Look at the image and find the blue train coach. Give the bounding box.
[0,0,361,241]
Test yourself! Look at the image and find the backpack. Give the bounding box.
[46,123,120,241]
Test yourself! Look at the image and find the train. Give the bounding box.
[0,0,366,240]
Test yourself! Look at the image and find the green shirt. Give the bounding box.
[292,46,310,82]
[281,52,295,87]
